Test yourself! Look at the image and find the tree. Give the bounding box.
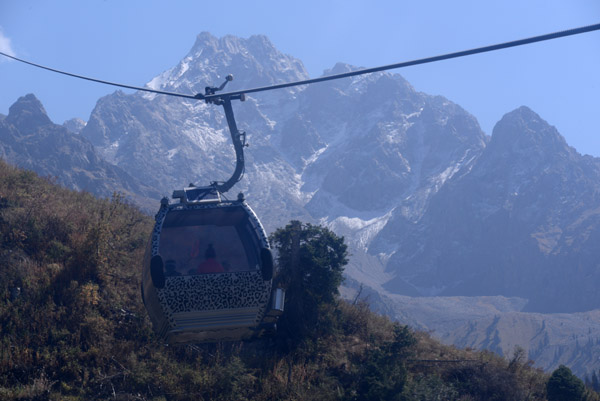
[547,365,585,401]
[270,220,348,340]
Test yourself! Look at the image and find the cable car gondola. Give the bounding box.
[141,76,284,343]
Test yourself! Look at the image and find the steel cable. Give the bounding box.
[1,22,599,100]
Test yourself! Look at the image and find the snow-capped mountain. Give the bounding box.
[82,34,314,230]
[81,32,488,238]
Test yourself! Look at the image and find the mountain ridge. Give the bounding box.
[379,106,600,313]
[0,94,160,209]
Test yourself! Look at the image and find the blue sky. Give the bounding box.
[1,1,599,155]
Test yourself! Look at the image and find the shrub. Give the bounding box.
[547,365,585,401]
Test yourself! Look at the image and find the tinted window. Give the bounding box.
[158,207,260,275]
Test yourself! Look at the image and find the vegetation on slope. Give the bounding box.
[0,160,597,400]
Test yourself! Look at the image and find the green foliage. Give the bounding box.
[270,220,348,340]
[356,324,415,400]
[0,160,555,400]
[0,161,153,399]
[547,365,586,401]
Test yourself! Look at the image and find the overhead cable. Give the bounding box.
[1,22,599,101]
[0,51,198,100]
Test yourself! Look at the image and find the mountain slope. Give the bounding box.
[380,107,600,313]
[0,94,160,209]
[0,160,564,400]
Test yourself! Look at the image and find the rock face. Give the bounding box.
[0,94,160,209]
[63,118,86,134]
[379,107,600,313]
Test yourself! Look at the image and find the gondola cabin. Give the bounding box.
[141,186,284,344]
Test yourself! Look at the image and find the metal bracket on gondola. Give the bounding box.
[196,74,246,105]
[172,185,222,204]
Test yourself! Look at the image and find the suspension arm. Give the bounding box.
[215,96,246,194]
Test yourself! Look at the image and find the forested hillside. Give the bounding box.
[0,160,595,400]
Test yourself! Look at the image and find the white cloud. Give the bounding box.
[0,27,16,58]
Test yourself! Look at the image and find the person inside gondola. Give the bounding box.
[197,243,224,273]
[165,260,181,276]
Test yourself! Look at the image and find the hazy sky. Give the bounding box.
[1,1,599,155]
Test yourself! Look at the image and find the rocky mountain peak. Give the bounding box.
[5,94,53,132]
[189,32,277,55]
[190,31,219,53]
[325,62,357,75]
[245,34,279,56]
[63,118,87,134]
[1,95,160,209]
[148,32,308,96]
[488,106,571,159]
